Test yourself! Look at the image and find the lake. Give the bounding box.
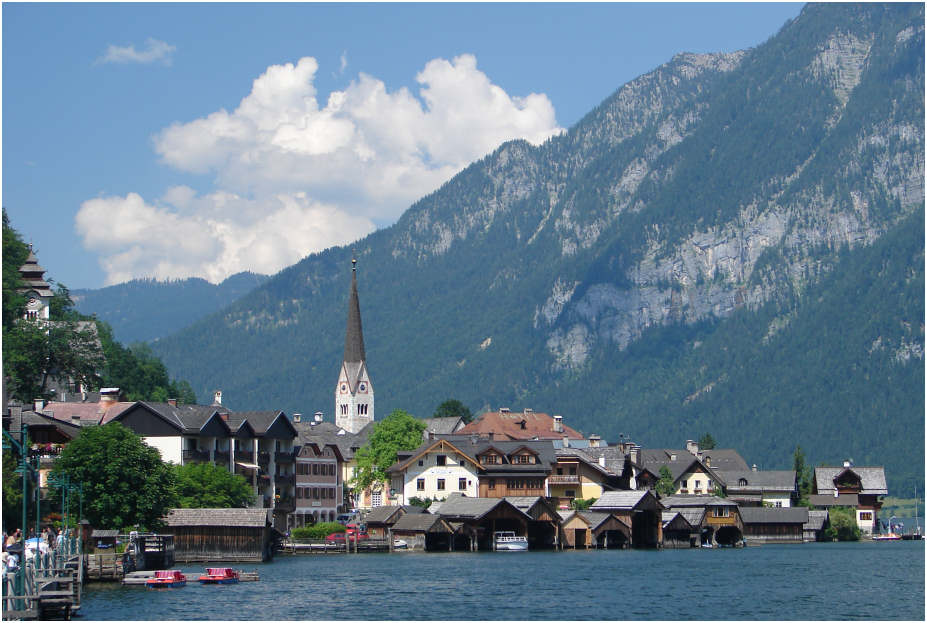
[80,540,924,620]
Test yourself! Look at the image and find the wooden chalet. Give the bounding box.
[590,490,665,548]
[811,461,887,535]
[739,507,809,544]
[390,514,454,551]
[434,494,533,551]
[163,508,273,562]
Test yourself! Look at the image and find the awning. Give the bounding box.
[235,462,260,470]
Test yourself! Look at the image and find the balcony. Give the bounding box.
[275,496,295,512]
[214,451,231,464]
[236,450,254,463]
[257,452,270,467]
[548,475,580,485]
[182,449,210,463]
[275,474,295,486]
[275,450,295,463]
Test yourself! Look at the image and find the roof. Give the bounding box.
[718,470,796,493]
[739,507,809,525]
[293,420,370,460]
[20,410,82,438]
[808,493,860,507]
[659,495,739,508]
[390,439,483,473]
[433,494,529,521]
[676,507,706,526]
[420,416,466,435]
[91,529,119,538]
[563,446,628,476]
[805,510,829,530]
[814,466,888,495]
[343,266,366,368]
[364,505,405,525]
[591,490,657,511]
[391,514,451,533]
[699,449,749,471]
[39,400,133,426]
[662,511,694,530]
[164,508,269,528]
[639,449,718,483]
[457,410,584,441]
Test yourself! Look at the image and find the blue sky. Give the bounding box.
[3,2,802,290]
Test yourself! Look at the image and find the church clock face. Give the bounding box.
[340,383,347,393]
[359,383,367,393]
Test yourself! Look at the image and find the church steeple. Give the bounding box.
[335,255,374,433]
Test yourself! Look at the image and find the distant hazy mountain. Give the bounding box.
[151,3,923,491]
[72,272,268,343]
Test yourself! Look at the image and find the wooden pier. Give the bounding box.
[279,538,391,554]
[1,540,84,620]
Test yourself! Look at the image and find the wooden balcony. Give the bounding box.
[548,475,580,484]
[275,450,295,463]
[182,449,210,463]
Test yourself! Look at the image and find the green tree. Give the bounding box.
[353,409,425,491]
[2,209,29,328]
[656,465,676,497]
[824,506,861,541]
[408,496,434,509]
[172,462,254,508]
[2,449,28,533]
[51,422,177,530]
[792,445,813,506]
[698,433,717,450]
[570,497,597,511]
[433,399,474,424]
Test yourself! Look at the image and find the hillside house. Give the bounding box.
[717,469,797,507]
[810,461,887,535]
[388,439,482,505]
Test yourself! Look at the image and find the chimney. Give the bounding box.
[100,387,119,404]
[630,445,639,465]
[34,398,45,412]
[553,415,563,433]
[470,434,479,445]
[686,440,699,455]
[293,413,301,423]
[588,434,601,448]
[562,435,569,448]
[81,391,87,402]
[488,432,494,441]
[598,456,606,468]
[167,398,177,407]
[213,390,222,406]
[752,463,758,472]
[843,459,852,468]
[314,412,323,423]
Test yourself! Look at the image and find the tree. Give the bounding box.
[433,399,474,424]
[570,498,597,511]
[698,433,717,450]
[656,465,676,497]
[2,209,29,328]
[353,409,425,491]
[824,506,861,541]
[172,462,254,508]
[792,445,813,506]
[51,422,177,530]
[2,449,28,533]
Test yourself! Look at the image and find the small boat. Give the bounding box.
[146,570,187,589]
[494,531,528,551]
[393,538,408,550]
[874,516,904,540]
[197,567,240,584]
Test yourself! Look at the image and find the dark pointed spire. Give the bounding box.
[344,255,366,363]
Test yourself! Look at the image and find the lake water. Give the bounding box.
[80,541,924,621]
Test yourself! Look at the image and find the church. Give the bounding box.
[334,257,374,434]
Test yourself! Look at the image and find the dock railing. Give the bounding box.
[2,535,83,620]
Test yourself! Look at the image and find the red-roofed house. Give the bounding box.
[457,408,584,441]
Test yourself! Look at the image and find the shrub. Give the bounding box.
[291,522,345,540]
[823,506,861,541]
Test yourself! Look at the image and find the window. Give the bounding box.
[565,490,576,498]
[694,480,701,490]
[681,480,688,489]
[707,479,713,489]
[459,478,467,490]
[568,466,576,475]
[480,454,498,465]
[371,490,381,507]
[436,455,447,466]
[312,464,319,475]
[313,488,319,499]
[513,454,533,465]
[859,511,872,521]
[340,404,348,415]
[556,467,563,475]
[712,507,730,518]
[437,479,445,490]
[738,478,748,486]
[488,478,495,489]
[417,478,425,491]
[775,501,783,508]
[358,404,368,415]
[418,460,424,467]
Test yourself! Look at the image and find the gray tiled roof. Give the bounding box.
[164,508,269,527]
[639,449,709,482]
[805,510,829,530]
[293,420,369,460]
[364,505,404,525]
[577,511,615,529]
[660,495,739,508]
[700,449,749,471]
[808,493,860,507]
[591,490,652,511]
[718,470,796,493]
[814,466,888,495]
[676,507,706,526]
[434,494,529,521]
[420,417,465,435]
[739,507,809,525]
[391,514,451,533]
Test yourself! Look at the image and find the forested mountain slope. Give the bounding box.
[73,272,267,344]
[152,3,924,491]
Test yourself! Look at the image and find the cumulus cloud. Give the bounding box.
[77,54,562,284]
[98,38,176,65]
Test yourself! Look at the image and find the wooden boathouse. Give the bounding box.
[163,508,273,563]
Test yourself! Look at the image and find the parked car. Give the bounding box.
[336,512,360,525]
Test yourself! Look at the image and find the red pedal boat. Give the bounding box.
[197,567,240,584]
[146,570,187,589]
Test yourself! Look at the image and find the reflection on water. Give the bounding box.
[81,541,925,620]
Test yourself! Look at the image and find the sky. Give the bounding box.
[2,2,803,290]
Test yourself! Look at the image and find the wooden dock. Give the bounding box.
[1,541,84,620]
[279,539,391,554]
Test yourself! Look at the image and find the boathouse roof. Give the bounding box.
[391,514,452,534]
[164,508,270,528]
[591,490,662,511]
[739,507,809,525]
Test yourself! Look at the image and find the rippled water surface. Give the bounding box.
[80,540,924,620]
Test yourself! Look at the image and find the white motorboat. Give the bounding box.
[494,531,528,551]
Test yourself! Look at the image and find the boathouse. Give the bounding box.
[590,490,664,548]
[559,511,631,549]
[435,494,532,551]
[390,514,454,551]
[661,511,698,548]
[740,507,808,544]
[163,508,273,562]
[660,495,743,546]
[364,505,425,539]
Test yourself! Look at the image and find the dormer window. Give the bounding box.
[512,454,534,465]
[519,420,527,430]
[436,455,447,466]
[738,478,748,486]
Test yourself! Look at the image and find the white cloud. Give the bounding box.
[78,54,562,284]
[98,38,176,65]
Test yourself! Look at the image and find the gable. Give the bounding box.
[264,413,298,439]
[199,414,231,438]
[116,404,181,437]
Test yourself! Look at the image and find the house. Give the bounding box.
[292,439,344,528]
[659,495,743,546]
[419,416,467,440]
[589,490,664,548]
[363,505,425,539]
[387,439,482,505]
[716,468,797,507]
[810,461,887,535]
[163,507,273,562]
[558,511,632,549]
[661,511,698,548]
[470,439,557,498]
[549,447,622,508]
[640,447,724,496]
[456,408,584,441]
[803,509,830,542]
[739,507,809,544]
[292,416,374,510]
[390,513,454,551]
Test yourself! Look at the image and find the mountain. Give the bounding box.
[72,272,268,344]
[151,3,924,492]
